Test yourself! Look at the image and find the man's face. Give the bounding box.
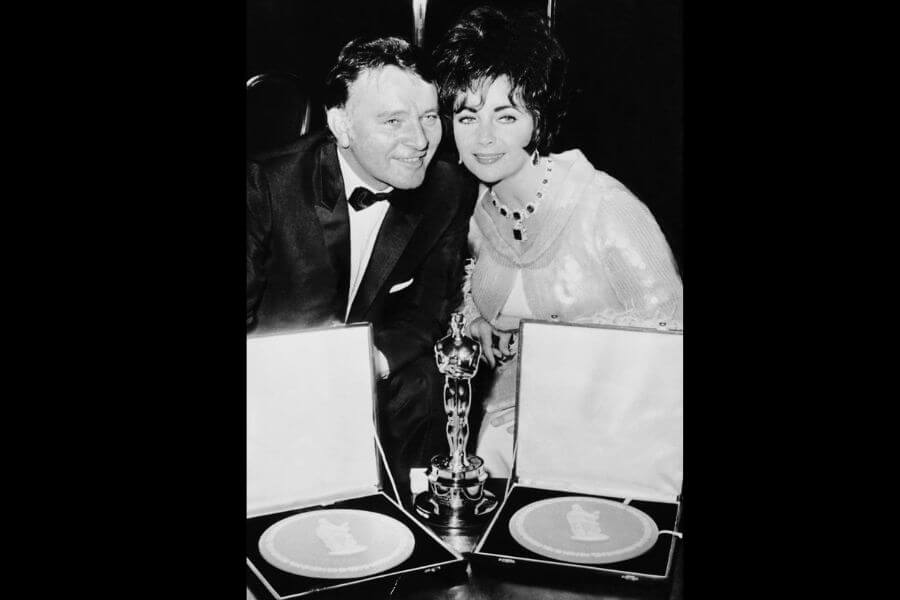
[330,66,442,190]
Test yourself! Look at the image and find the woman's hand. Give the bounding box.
[468,317,517,368]
[494,330,517,363]
[468,317,497,368]
[489,406,516,434]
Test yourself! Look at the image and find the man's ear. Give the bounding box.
[326,107,351,148]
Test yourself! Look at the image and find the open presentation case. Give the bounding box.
[472,320,684,583]
[246,324,466,599]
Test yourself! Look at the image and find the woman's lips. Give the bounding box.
[473,153,504,165]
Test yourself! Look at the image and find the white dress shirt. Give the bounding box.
[336,149,392,377]
[337,149,392,320]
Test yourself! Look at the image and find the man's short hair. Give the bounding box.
[324,37,435,110]
[433,6,569,155]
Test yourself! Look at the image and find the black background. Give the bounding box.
[18,1,872,598]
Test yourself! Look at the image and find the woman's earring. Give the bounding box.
[531,149,540,166]
[458,154,463,165]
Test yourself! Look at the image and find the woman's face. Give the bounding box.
[452,76,535,186]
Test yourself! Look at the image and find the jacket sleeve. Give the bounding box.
[246,160,271,332]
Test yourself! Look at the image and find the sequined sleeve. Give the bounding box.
[593,181,683,328]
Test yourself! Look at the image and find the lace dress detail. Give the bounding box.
[460,258,482,334]
[463,149,684,477]
[467,149,682,330]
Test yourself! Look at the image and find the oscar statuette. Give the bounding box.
[414,313,499,531]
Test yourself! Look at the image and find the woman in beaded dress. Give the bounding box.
[432,6,684,477]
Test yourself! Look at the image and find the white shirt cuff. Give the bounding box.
[374,349,391,379]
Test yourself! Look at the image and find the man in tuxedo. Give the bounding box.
[247,37,476,499]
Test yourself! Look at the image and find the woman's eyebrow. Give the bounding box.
[456,103,520,113]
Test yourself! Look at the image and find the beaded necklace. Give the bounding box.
[488,157,553,242]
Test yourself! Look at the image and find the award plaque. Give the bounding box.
[258,509,416,579]
[414,313,499,531]
[508,496,659,564]
[470,321,683,582]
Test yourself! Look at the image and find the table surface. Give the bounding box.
[247,479,683,600]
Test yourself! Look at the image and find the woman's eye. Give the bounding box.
[456,115,475,125]
[498,114,517,123]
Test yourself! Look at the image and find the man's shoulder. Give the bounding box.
[248,130,333,172]
[418,158,477,203]
[391,158,476,228]
[427,157,473,185]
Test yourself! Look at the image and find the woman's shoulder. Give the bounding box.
[550,149,645,216]
[551,148,635,198]
[555,157,665,251]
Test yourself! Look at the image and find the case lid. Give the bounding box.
[247,324,382,517]
[512,321,683,503]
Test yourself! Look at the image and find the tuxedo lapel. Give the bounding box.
[310,141,343,211]
[348,191,422,321]
[311,141,351,316]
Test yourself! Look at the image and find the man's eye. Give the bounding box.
[385,118,402,127]
[422,114,439,124]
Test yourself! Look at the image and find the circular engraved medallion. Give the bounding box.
[258,509,416,579]
[508,496,658,564]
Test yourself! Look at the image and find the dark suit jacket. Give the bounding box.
[247,132,477,373]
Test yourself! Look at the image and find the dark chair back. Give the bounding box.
[246,73,324,155]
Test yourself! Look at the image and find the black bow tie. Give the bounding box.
[348,187,392,211]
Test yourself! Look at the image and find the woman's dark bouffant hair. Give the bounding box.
[433,5,568,155]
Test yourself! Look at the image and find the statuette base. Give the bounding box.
[413,454,499,532]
